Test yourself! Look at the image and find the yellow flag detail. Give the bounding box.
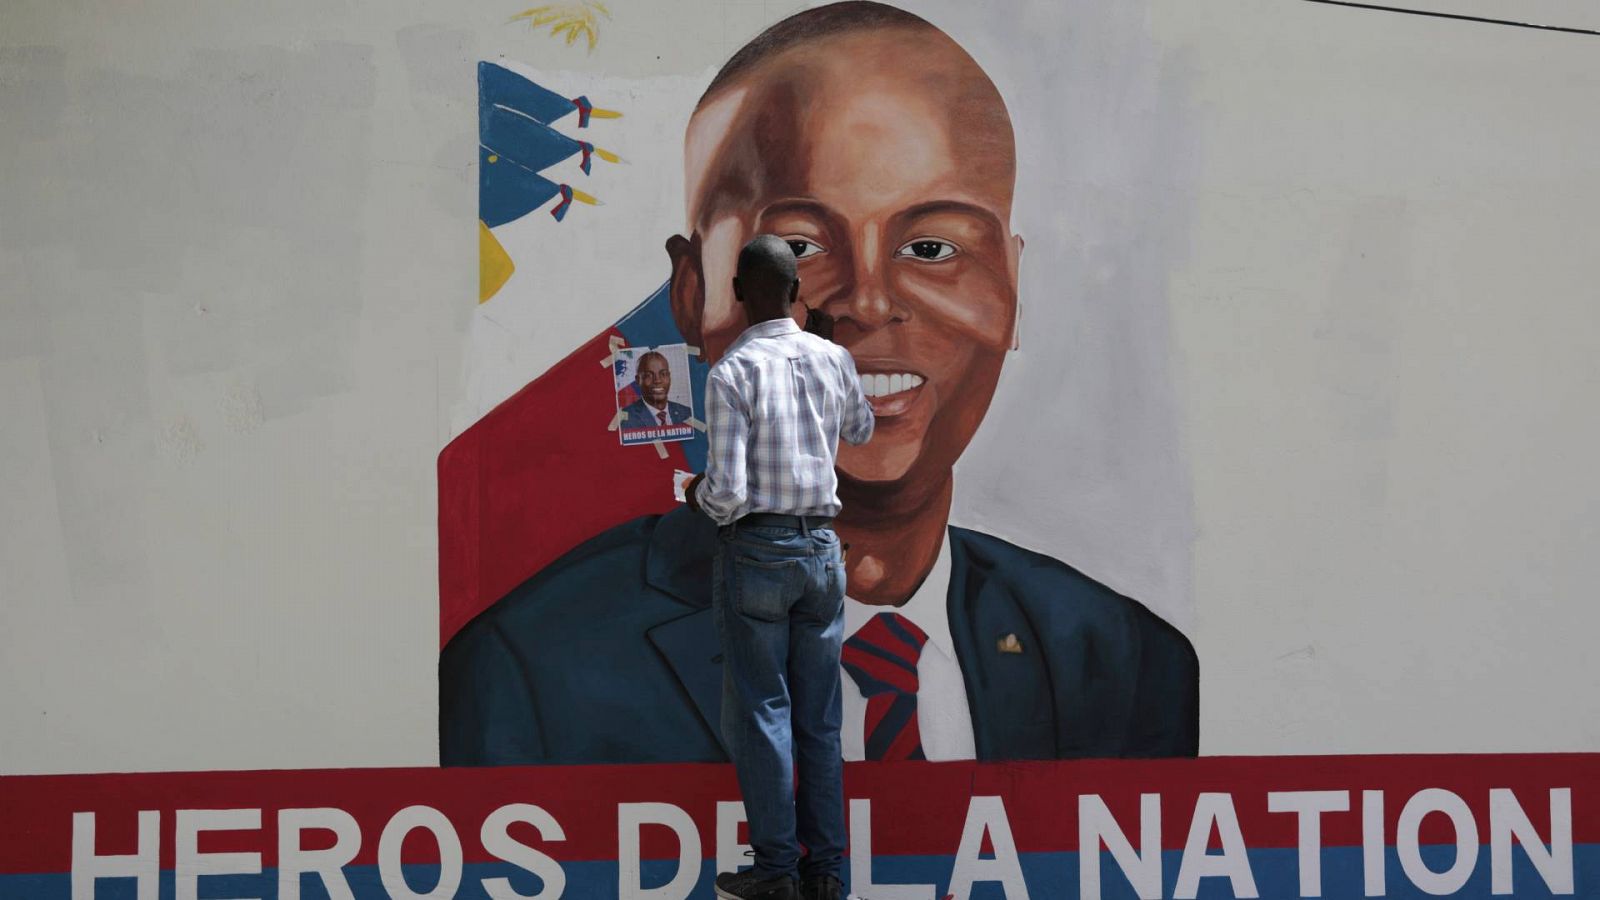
[479,220,515,304]
[510,2,611,52]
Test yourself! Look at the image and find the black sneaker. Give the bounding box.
[714,869,798,900]
[800,873,843,900]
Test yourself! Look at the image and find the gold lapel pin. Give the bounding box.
[997,633,1024,654]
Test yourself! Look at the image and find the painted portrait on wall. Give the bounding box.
[439,1,1198,765]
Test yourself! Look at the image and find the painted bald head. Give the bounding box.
[666,1,1022,491]
[687,2,1016,226]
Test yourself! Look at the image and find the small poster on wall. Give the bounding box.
[612,343,696,446]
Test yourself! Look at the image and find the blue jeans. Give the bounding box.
[711,519,847,882]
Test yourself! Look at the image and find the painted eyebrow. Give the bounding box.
[891,200,1007,237]
[757,198,841,224]
[757,198,1008,237]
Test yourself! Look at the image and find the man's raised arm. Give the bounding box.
[839,349,874,447]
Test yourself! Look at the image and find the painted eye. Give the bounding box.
[896,239,958,261]
[786,238,826,260]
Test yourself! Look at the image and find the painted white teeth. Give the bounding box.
[864,373,923,398]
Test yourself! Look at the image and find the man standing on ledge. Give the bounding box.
[685,235,874,900]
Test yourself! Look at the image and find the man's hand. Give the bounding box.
[684,472,707,514]
[802,305,836,341]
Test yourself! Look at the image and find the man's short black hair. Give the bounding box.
[700,1,935,105]
[737,234,798,306]
[636,350,668,370]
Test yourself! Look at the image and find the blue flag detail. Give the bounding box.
[479,63,612,226]
[480,147,569,228]
[479,62,590,127]
[481,106,596,177]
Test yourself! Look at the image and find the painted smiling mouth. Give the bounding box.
[860,372,925,399]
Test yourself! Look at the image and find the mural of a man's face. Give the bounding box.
[637,353,671,408]
[669,24,1022,490]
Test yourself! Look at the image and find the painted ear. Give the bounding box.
[1010,234,1025,351]
[666,233,704,346]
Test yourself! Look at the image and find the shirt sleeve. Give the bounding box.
[695,369,752,525]
[839,348,875,447]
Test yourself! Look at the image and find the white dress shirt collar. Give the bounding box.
[726,315,801,354]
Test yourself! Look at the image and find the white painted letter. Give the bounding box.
[1490,788,1572,895]
[717,801,752,877]
[481,803,567,900]
[948,796,1028,900]
[618,802,700,900]
[1267,790,1349,897]
[71,810,159,900]
[1078,794,1161,900]
[176,808,262,900]
[1175,793,1258,899]
[378,805,463,900]
[278,807,360,900]
[1363,790,1385,896]
[1396,789,1478,895]
[850,798,934,900]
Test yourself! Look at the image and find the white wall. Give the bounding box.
[1164,0,1600,753]
[2,0,1597,774]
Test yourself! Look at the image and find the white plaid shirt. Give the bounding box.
[695,317,875,526]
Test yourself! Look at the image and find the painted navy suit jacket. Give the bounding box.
[620,399,692,431]
[438,506,1199,765]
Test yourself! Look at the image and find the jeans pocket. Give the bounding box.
[821,559,847,623]
[734,556,800,622]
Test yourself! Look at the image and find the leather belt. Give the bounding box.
[738,513,834,531]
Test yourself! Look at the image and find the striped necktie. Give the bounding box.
[841,612,929,761]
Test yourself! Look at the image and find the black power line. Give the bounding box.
[1298,0,1600,37]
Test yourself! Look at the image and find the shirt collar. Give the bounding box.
[844,528,956,661]
[731,316,800,346]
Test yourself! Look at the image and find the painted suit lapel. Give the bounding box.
[642,507,728,757]
[947,527,1059,760]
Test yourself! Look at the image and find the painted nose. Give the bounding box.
[837,254,903,331]
[846,280,897,330]
[815,244,907,334]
